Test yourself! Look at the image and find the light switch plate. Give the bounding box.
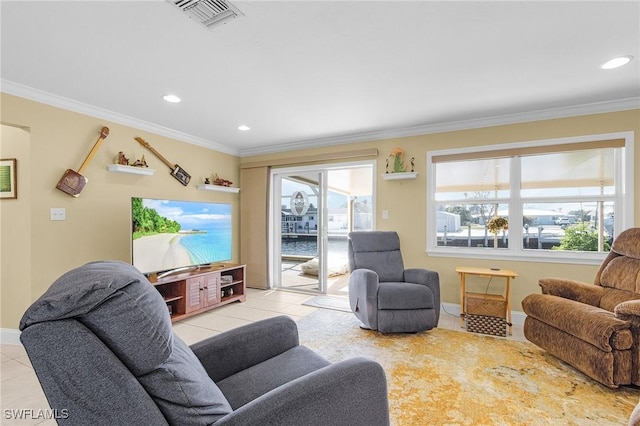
[50,208,66,221]
[382,210,389,219]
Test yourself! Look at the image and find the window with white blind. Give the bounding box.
[426,132,634,264]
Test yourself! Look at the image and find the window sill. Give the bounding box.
[427,246,606,266]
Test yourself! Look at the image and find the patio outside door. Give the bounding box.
[270,162,374,295]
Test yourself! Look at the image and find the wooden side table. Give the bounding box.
[456,266,518,335]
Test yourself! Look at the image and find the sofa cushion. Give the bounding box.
[20,260,172,375]
[377,282,434,310]
[353,251,404,282]
[216,345,330,410]
[139,335,232,425]
[600,287,640,312]
[600,257,640,293]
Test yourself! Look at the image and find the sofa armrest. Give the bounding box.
[404,268,440,321]
[349,268,381,328]
[615,300,640,325]
[215,357,389,426]
[539,277,604,306]
[190,316,299,382]
[350,268,380,293]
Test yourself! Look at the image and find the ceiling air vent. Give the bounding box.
[168,0,244,30]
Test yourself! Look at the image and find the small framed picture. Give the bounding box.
[0,158,17,199]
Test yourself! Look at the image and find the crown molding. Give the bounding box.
[239,97,640,157]
[0,79,239,156]
[2,79,637,159]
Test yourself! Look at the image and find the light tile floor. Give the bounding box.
[0,288,525,425]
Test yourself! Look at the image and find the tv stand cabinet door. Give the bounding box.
[185,277,204,313]
[204,273,221,306]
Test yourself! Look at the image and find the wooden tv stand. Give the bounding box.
[149,264,246,322]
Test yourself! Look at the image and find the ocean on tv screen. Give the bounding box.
[132,198,232,274]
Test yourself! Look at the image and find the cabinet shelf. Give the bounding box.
[382,172,418,180]
[196,184,240,193]
[163,296,183,303]
[107,164,155,176]
[221,280,242,288]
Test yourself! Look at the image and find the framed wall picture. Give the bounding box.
[0,158,17,199]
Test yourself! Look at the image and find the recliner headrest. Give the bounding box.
[20,261,173,375]
[349,231,401,252]
[611,228,640,259]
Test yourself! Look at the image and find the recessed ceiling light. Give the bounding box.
[600,56,633,70]
[238,125,250,131]
[163,94,181,103]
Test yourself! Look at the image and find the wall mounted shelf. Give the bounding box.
[196,184,241,193]
[382,172,418,180]
[107,164,155,176]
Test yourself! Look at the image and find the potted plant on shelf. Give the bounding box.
[488,216,508,248]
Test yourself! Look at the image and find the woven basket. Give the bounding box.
[465,292,506,318]
[466,314,507,337]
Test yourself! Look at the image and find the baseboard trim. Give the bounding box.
[1,328,22,345]
[441,302,526,326]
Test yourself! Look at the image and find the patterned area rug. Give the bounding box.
[296,310,639,425]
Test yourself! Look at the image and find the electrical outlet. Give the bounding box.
[50,208,66,221]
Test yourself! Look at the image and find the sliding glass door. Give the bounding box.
[270,162,374,294]
[272,170,326,293]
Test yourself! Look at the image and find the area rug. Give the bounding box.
[296,310,639,425]
[302,295,351,312]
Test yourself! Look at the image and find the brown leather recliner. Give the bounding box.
[522,227,640,389]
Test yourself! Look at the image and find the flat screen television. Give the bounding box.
[131,197,232,277]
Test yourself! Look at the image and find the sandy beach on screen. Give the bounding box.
[133,233,191,273]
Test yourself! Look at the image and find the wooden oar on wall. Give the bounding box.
[134,137,191,186]
[56,126,110,197]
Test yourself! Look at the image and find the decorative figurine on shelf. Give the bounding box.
[130,155,149,168]
[204,177,211,184]
[389,147,407,173]
[114,151,129,165]
[385,159,389,174]
[410,157,415,172]
[213,173,233,187]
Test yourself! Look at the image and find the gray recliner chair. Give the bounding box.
[19,261,390,426]
[348,231,440,333]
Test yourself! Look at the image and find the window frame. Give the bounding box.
[426,131,634,265]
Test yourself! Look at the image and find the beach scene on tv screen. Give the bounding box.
[132,198,232,274]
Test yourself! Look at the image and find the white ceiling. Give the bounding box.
[1,1,639,157]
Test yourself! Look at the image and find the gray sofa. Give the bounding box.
[348,231,440,333]
[20,261,390,426]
